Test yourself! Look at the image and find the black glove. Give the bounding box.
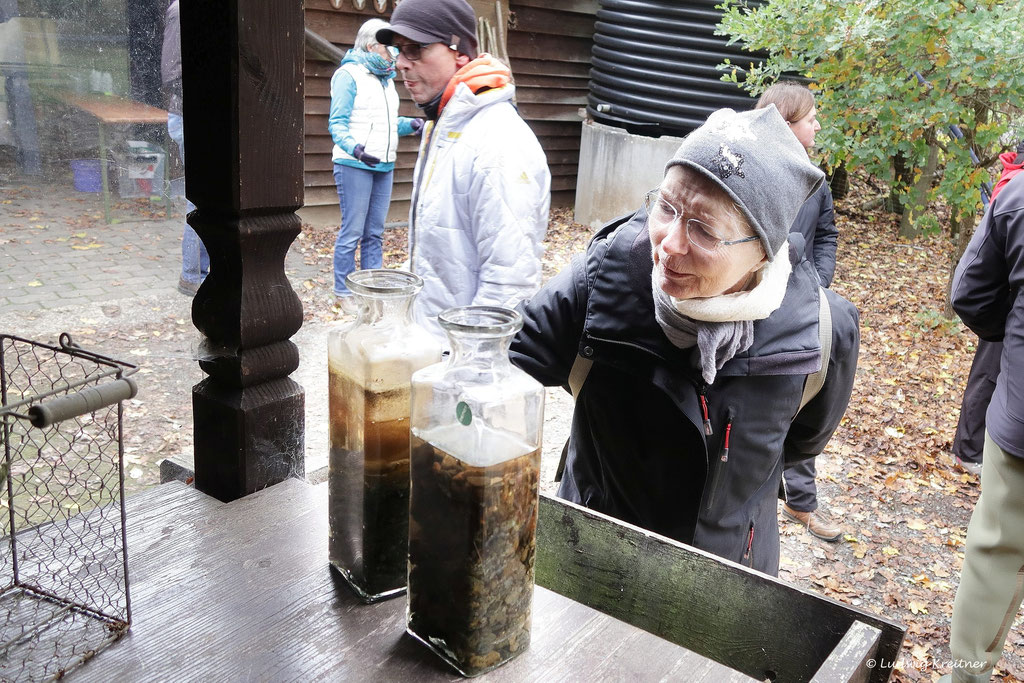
[353,144,380,167]
[410,118,425,136]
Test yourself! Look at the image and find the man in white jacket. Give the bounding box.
[377,0,551,340]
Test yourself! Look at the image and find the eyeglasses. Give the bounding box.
[392,41,447,61]
[643,189,759,253]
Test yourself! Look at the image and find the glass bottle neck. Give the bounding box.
[447,333,516,372]
[357,294,416,325]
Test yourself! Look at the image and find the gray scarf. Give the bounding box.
[652,284,753,385]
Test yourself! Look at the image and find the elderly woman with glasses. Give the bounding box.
[510,106,860,576]
[328,18,424,313]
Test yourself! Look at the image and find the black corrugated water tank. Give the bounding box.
[588,0,765,138]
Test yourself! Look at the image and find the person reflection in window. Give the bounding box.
[161,0,208,297]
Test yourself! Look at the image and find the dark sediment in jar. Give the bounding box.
[407,434,540,676]
[328,369,412,601]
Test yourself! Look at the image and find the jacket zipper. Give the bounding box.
[363,123,374,154]
[742,522,754,566]
[704,406,734,511]
[699,384,712,436]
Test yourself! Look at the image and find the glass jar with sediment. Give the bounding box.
[407,306,544,677]
[327,269,441,602]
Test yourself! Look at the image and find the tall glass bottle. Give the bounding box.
[327,269,441,602]
[407,306,544,676]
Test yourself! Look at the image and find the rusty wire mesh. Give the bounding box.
[0,333,134,681]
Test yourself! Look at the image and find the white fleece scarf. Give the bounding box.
[653,243,792,384]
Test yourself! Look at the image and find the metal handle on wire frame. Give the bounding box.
[27,377,138,428]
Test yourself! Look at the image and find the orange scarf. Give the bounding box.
[438,54,512,118]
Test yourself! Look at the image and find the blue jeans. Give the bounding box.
[168,112,209,285]
[333,163,393,296]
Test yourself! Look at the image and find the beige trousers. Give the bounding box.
[950,432,1024,682]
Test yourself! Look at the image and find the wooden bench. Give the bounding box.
[536,495,905,683]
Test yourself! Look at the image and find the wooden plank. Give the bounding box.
[527,120,584,136]
[516,102,587,122]
[510,6,596,37]
[550,188,575,208]
[304,170,337,188]
[306,96,330,116]
[551,176,578,193]
[515,86,589,106]
[538,149,580,166]
[304,136,336,155]
[74,480,752,681]
[305,185,348,207]
[534,134,583,152]
[811,622,882,683]
[304,60,340,79]
[510,58,592,79]
[515,73,590,89]
[304,152,334,172]
[535,495,906,683]
[306,78,331,98]
[511,0,598,14]
[508,32,593,63]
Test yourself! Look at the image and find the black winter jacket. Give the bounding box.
[510,210,859,575]
[791,183,838,288]
[952,173,1024,459]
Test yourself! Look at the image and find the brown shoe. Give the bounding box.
[782,503,842,542]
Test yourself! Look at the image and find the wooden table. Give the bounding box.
[72,479,754,681]
[56,93,169,224]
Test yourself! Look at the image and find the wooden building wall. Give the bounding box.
[300,0,596,227]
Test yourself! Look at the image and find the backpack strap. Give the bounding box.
[568,353,593,400]
[555,353,593,482]
[800,288,832,412]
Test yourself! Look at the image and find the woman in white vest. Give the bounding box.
[328,18,423,312]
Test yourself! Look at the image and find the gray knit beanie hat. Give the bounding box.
[376,0,478,60]
[665,106,824,261]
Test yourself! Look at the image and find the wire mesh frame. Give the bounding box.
[0,333,136,681]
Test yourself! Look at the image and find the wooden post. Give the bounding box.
[180,0,306,502]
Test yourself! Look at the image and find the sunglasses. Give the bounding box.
[392,41,454,61]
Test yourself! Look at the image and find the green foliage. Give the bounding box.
[915,214,943,237]
[716,0,1024,228]
[914,309,962,335]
